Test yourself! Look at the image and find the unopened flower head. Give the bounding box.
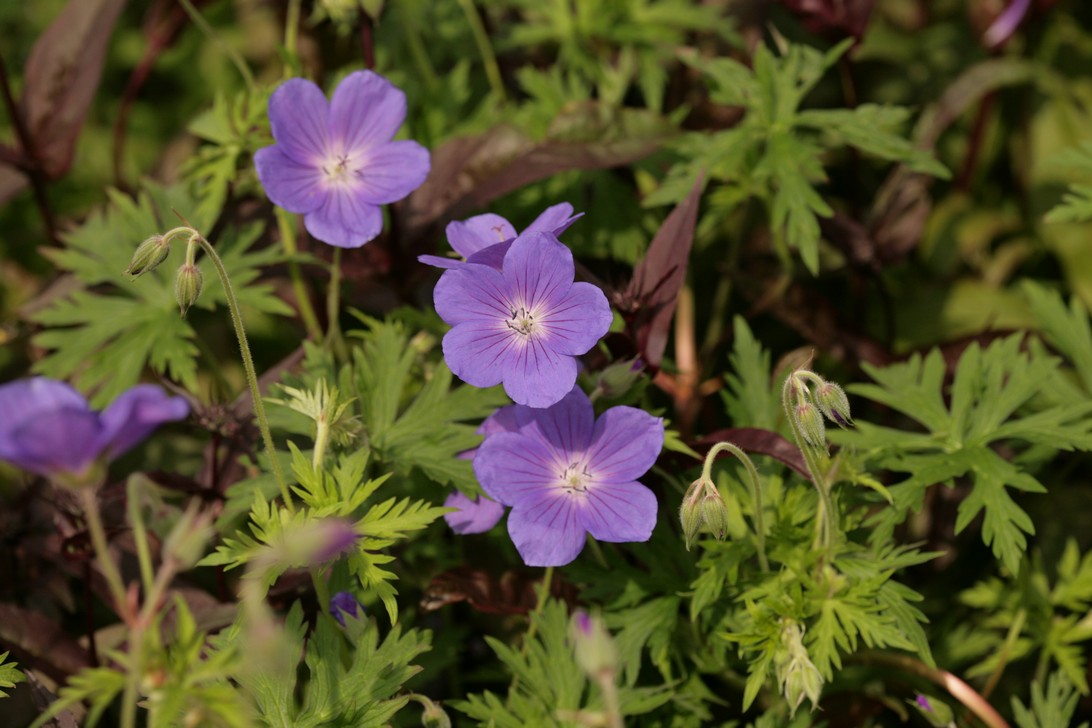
[175,263,203,317]
[776,619,823,715]
[329,591,363,626]
[126,234,171,277]
[473,387,663,566]
[254,71,430,248]
[418,202,582,270]
[434,231,612,408]
[570,609,618,679]
[0,378,189,485]
[793,400,826,448]
[679,477,730,550]
[814,380,852,428]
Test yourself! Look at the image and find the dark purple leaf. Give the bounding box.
[420,566,580,615]
[620,174,703,368]
[696,427,811,481]
[22,0,127,179]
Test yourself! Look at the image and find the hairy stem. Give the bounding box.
[455,0,507,102]
[78,488,128,618]
[326,248,349,361]
[276,209,323,340]
[193,235,293,513]
[126,478,156,595]
[701,442,769,572]
[177,0,256,92]
[781,373,836,551]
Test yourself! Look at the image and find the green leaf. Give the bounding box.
[1012,672,1090,728]
[722,316,778,429]
[0,652,24,698]
[1045,141,1092,224]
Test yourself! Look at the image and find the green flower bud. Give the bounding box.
[418,697,452,728]
[127,234,171,277]
[596,358,644,399]
[700,489,731,541]
[793,400,826,448]
[814,381,852,428]
[571,610,617,679]
[679,479,706,551]
[175,264,203,317]
[161,501,215,570]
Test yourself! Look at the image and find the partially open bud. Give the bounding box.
[570,610,617,679]
[127,234,171,277]
[776,620,823,715]
[329,591,363,626]
[175,264,203,317]
[793,400,826,449]
[814,381,852,428]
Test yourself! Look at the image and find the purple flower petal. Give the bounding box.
[444,491,505,534]
[303,188,384,248]
[544,282,614,356]
[446,214,517,258]
[585,406,664,483]
[473,432,559,506]
[518,388,594,464]
[479,405,521,436]
[434,263,510,325]
[984,0,1031,47]
[253,146,328,214]
[9,409,104,478]
[0,378,88,462]
[354,140,431,205]
[579,480,657,543]
[522,202,581,237]
[97,384,190,459]
[417,254,462,269]
[267,78,330,164]
[463,241,512,270]
[503,342,580,408]
[329,71,407,152]
[329,591,362,625]
[442,320,515,390]
[504,232,575,311]
[507,493,587,566]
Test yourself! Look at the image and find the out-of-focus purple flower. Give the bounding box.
[329,591,363,625]
[0,378,189,482]
[443,491,505,534]
[311,518,360,562]
[915,693,933,712]
[473,388,663,566]
[254,71,430,248]
[983,0,1031,47]
[434,231,612,408]
[418,203,582,270]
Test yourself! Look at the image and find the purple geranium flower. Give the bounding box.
[254,70,430,248]
[473,388,664,567]
[443,491,506,534]
[418,202,583,270]
[329,591,363,626]
[0,378,189,481]
[434,231,612,408]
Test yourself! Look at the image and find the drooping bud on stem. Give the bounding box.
[126,234,171,277]
[814,380,852,428]
[175,264,203,317]
[776,619,823,715]
[793,400,826,448]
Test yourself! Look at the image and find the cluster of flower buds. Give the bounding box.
[786,369,853,453]
[775,619,823,714]
[679,475,731,551]
[126,226,206,317]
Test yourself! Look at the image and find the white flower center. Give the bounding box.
[322,153,360,186]
[559,461,592,494]
[505,305,537,337]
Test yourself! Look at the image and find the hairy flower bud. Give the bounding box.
[814,381,852,428]
[127,234,171,277]
[175,264,203,317]
[793,400,826,448]
[418,697,452,728]
[571,610,617,679]
[700,490,731,541]
[680,479,707,551]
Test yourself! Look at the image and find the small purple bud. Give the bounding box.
[312,519,359,562]
[916,693,933,713]
[575,609,592,636]
[329,591,362,626]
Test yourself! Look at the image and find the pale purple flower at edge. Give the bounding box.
[983,0,1031,48]
[0,378,189,480]
[434,231,613,408]
[473,388,664,567]
[444,491,505,534]
[418,202,583,270]
[255,71,430,248]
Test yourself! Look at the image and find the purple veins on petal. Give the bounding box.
[418,202,582,269]
[443,491,505,534]
[255,70,431,249]
[472,387,664,567]
[435,231,612,409]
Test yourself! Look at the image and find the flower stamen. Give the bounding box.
[505,306,536,336]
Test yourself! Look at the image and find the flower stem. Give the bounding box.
[78,487,128,617]
[701,442,769,572]
[455,0,506,102]
[275,209,323,341]
[522,566,554,651]
[177,0,256,93]
[193,234,294,514]
[326,248,349,362]
[781,373,836,551]
[284,0,302,56]
[126,478,156,595]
